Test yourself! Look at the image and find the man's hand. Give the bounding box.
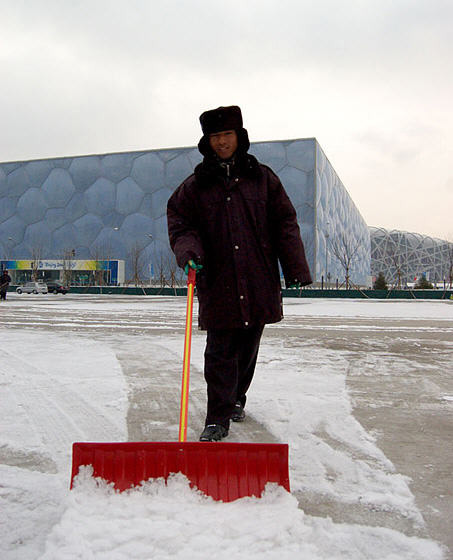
[287,280,301,289]
[184,259,203,275]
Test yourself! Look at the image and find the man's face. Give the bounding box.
[209,130,238,160]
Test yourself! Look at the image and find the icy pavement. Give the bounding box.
[0,294,452,559]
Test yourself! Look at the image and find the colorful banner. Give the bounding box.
[1,259,119,272]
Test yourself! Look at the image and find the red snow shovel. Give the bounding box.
[70,269,290,501]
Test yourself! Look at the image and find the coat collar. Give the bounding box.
[194,152,260,188]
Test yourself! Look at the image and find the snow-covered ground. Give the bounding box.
[1,295,452,559]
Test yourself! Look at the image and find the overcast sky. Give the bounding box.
[1,0,452,240]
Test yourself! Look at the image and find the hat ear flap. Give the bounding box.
[198,134,213,156]
[236,128,250,153]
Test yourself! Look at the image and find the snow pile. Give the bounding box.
[39,468,442,560]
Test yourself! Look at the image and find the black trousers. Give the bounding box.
[204,324,264,428]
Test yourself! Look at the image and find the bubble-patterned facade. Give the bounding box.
[0,139,371,284]
[370,226,453,285]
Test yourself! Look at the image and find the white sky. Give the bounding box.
[1,0,452,240]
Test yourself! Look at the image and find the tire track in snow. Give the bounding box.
[0,346,126,472]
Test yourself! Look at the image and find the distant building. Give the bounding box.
[370,227,453,286]
[1,138,370,286]
[0,258,124,286]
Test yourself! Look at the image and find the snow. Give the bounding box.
[1,295,450,559]
[282,298,453,320]
[247,337,413,513]
[40,471,441,560]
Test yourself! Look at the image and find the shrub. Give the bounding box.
[414,276,434,289]
[373,272,388,290]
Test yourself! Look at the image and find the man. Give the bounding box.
[167,105,312,442]
[0,269,12,301]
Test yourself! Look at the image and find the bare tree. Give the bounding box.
[166,251,185,288]
[91,243,113,286]
[155,250,169,287]
[62,248,76,287]
[128,242,146,287]
[30,245,43,281]
[151,248,185,288]
[329,233,363,290]
[389,253,406,289]
[384,234,408,289]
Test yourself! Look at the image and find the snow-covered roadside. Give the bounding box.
[282,298,453,320]
[0,297,449,559]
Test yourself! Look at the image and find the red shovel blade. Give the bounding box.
[71,441,290,502]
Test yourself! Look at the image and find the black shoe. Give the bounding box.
[199,424,228,442]
[231,402,245,422]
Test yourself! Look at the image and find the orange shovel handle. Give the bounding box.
[178,267,196,442]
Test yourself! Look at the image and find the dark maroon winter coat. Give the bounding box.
[167,147,312,330]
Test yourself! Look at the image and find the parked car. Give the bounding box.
[16,282,48,294]
[46,281,69,294]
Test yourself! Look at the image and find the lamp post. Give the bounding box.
[7,236,14,260]
[5,237,15,279]
[110,227,119,286]
[148,234,154,285]
[325,222,330,289]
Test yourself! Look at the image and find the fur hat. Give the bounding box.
[199,106,243,135]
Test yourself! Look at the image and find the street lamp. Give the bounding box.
[109,228,119,286]
[148,234,154,285]
[325,222,330,289]
[1,237,13,273]
[7,237,14,259]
